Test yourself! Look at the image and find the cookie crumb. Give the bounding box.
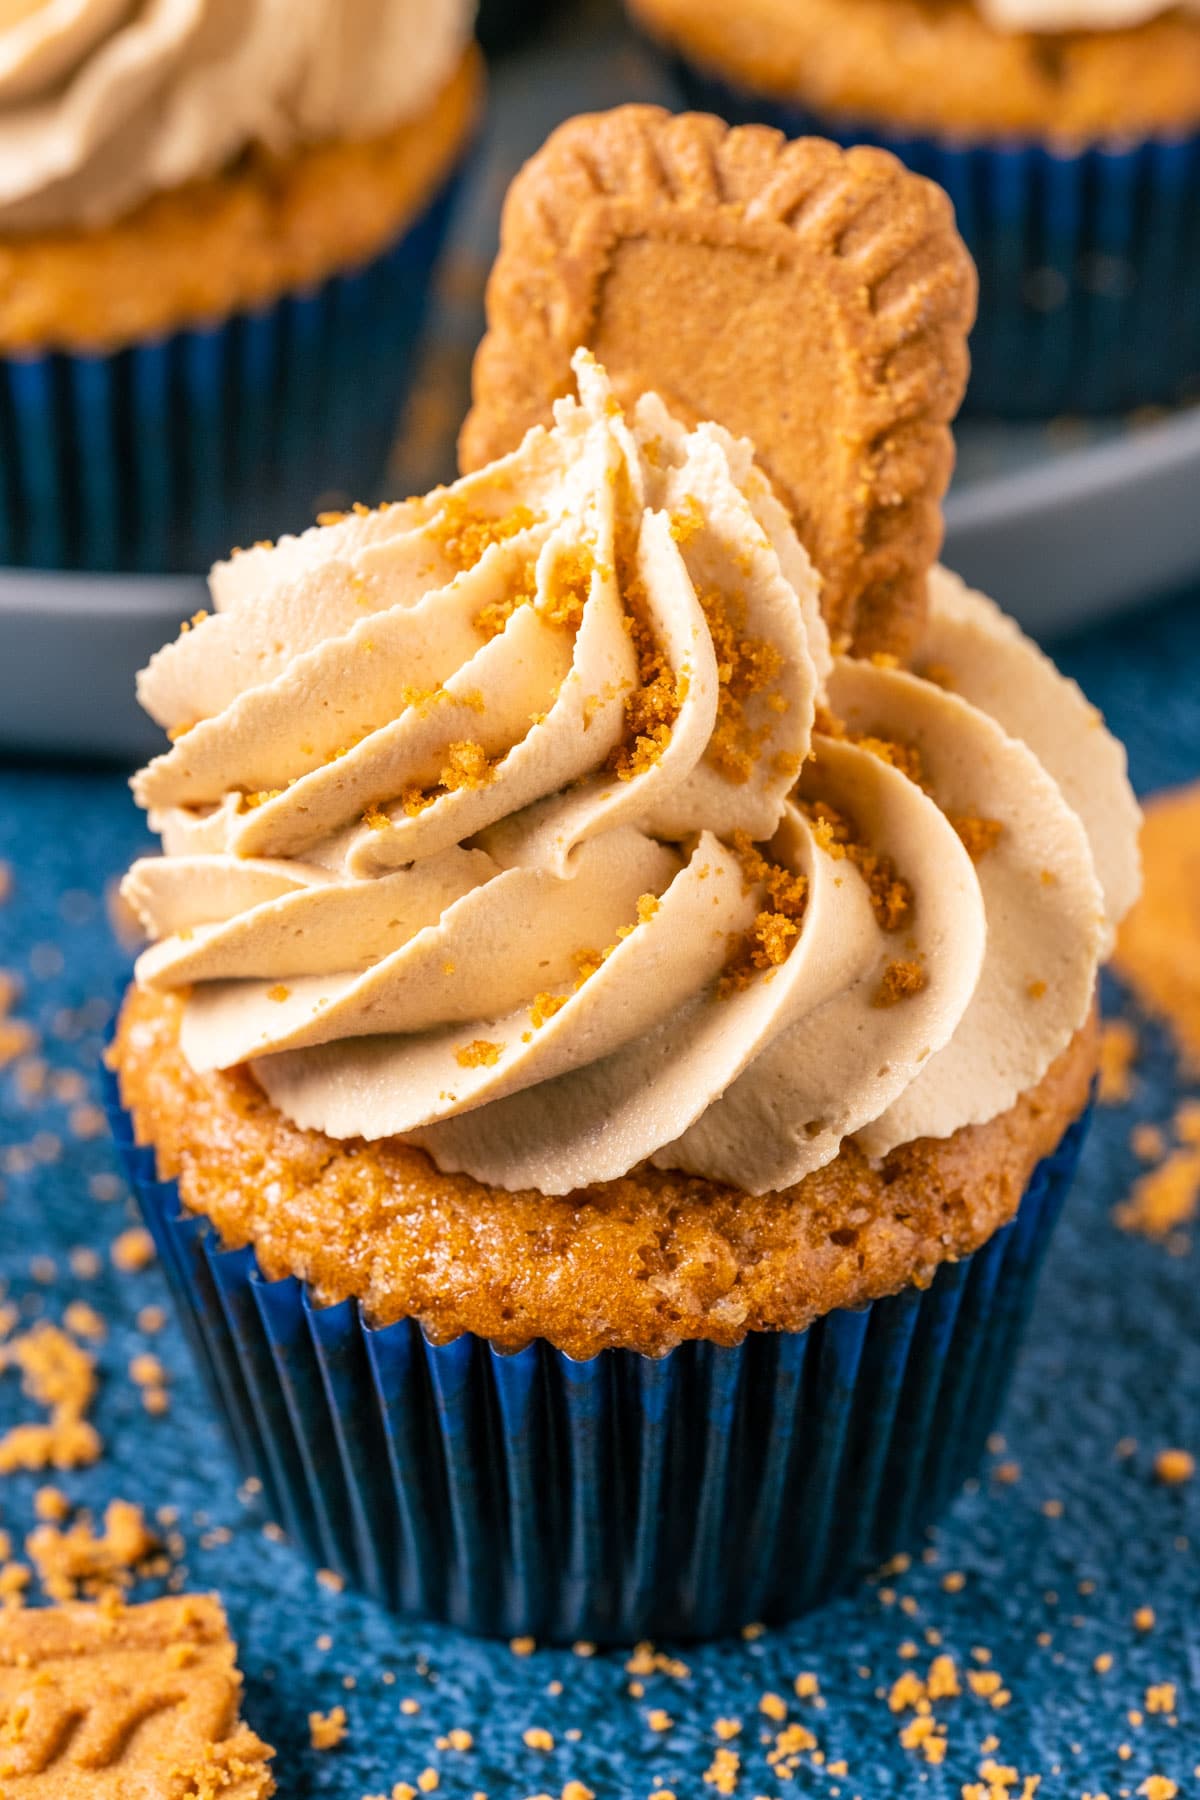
[26,1498,158,1602]
[455,1038,504,1069]
[1098,1018,1139,1104]
[1113,782,1200,1069]
[63,1299,106,1342]
[111,1226,155,1272]
[1131,1122,1166,1162]
[0,1321,101,1472]
[1116,1143,1200,1239]
[949,814,1004,862]
[1153,1448,1194,1485]
[874,959,926,1008]
[309,1705,347,1750]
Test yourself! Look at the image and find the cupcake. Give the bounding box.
[105,108,1140,1642]
[627,0,1200,416]
[0,1,482,575]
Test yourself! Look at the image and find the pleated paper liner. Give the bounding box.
[668,58,1200,419]
[0,166,466,578]
[101,1063,1089,1643]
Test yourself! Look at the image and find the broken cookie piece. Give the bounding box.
[0,1594,274,1797]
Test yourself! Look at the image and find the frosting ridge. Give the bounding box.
[124,353,1140,1196]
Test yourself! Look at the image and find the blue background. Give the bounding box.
[0,585,1196,1798]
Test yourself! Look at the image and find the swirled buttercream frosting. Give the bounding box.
[124,352,1140,1197]
[0,0,475,232]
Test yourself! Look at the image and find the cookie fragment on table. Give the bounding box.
[0,1593,274,1797]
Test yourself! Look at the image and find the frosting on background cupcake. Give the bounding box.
[123,353,1140,1196]
[980,0,1198,26]
[0,0,476,230]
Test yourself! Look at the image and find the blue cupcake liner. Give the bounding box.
[669,57,1200,418]
[0,167,466,576]
[101,1061,1089,1642]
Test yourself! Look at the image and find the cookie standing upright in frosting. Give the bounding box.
[464,111,976,663]
[106,107,1141,1640]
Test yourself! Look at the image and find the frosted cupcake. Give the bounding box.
[106,112,1140,1641]
[627,0,1200,414]
[0,0,482,573]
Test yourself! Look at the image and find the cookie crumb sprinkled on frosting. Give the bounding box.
[455,1040,504,1070]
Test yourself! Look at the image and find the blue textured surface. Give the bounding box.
[0,587,1197,1796]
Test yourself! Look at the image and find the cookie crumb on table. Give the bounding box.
[1114,781,1200,1069]
[1115,1143,1200,1240]
[310,1704,348,1750]
[1098,1017,1139,1105]
[1153,1448,1195,1485]
[111,1226,156,1272]
[26,1497,158,1602]
[1131,1121,1167,1162]
[0,1320,101,1473]
[62,1298,105,1341]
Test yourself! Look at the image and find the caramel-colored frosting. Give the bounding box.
[979,0,1197,28]
[0,0,475,232]
[124,353,1140,1197]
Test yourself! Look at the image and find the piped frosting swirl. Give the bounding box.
[124,353,1140,1196]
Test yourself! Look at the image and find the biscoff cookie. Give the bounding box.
[0,1595,274,1797]
[461,105,977,660]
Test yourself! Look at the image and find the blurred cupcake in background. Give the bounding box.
[0,0,482,574]
[628,0,1200,416]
